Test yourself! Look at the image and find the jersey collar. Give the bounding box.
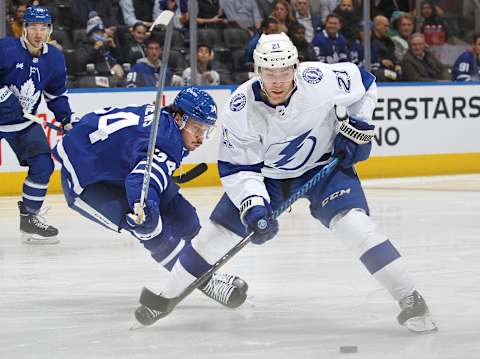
[251,80,297,109]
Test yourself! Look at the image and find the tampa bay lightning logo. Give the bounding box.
[230,93,246,112]
[302,67,323,84]
[269,130,317,171]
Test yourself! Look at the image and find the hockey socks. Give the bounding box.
[330,209,415,301]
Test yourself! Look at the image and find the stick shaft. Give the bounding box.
[137,11,174,221]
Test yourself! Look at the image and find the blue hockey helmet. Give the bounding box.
[173,87,217,127]
[24,6,52,25]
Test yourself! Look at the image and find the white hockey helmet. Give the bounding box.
[253,33,299,72]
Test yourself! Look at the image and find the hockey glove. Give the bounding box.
[334,117,375,168]
[58,113,78,132]
[126,200,162,241]
[0,86,24,124]
[240,196,279,245]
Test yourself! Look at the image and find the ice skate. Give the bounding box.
[199,272,248,308]
[397,290,438,333]
[134,272,248,326]
[18,201,59,244]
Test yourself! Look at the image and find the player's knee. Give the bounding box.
[142,234,185,270]
[27,153,54,184]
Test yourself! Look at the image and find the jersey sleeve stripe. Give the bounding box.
[134,161,169,189]
[43,89,67,100]
[218,160,264,178]
[358,67,376,91]
[130,169,164,192]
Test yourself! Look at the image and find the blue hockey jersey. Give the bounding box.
[451,50,480,81]
[0,37,72,124]
[52,104,185,209]
[312,30,349,64]
[126,58,173,88]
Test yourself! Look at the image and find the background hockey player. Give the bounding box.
[51,87,248,318]
[139,33,437,334]
[0,6,74,244]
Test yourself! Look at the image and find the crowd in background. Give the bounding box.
[3,0,480,88]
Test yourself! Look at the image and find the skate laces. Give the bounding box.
[31,208,52,230]
[202,277,235,304]
[212,272,236,285]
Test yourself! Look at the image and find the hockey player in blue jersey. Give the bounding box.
[0,6,74,244]
[451,33,480,82]
[139,33,438,333]
[51,87,248,315]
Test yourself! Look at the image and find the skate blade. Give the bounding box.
[403,315,438,334]
[129,322,147,331]
[21,232,60,245]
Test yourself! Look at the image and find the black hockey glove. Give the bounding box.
[58,113,78,132]
[333,117,375,168]
[240,196,279,245]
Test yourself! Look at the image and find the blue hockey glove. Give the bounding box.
[0,86,24,124]
[333,117,375,168]
[126,200,162,240]
[240,196,279,245]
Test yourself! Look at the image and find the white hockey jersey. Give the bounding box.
[218,61,377,208]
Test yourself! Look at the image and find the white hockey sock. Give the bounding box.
[160,222,241,298]
[330,209,415,301]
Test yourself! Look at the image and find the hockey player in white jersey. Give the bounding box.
[137,33,437,333]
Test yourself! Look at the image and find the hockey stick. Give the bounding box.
[134,10,175,224]
[138,156,340,315]
[24,113,64,133]
[172,162,208,184]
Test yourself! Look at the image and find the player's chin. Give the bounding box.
[186,143,201,151]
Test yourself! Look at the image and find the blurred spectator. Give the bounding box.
[120,22,148,65]
[419,0,449,45]
[308,0,329,22]
[334,0,361,45]
[311,13,348,63]
[126,36,177,87]
[293,0,322,43]
[71,0,119,31]
[371,0,412,18]
[452,33,480,82]
[219,0,263,36]
[255,0,277,20]
[76,12,125,84]
[371,15,401,81]
[270,0,298,35]
[197,0,228,29]
[244,17,281,65]
[289,23,317,62]
[160,0,189,31]
[390,12,414,61]
[401,33,448,81]
[119,0,161,28]
[182,44,220,85]
[326,0,360,13]
[8,1,27,38]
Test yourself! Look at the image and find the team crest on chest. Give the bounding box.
[230,93,246,112]
[302,67,323,84]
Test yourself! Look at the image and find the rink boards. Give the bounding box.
[1,82,479,195]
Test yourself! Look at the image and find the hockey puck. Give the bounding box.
[339,346,358,353]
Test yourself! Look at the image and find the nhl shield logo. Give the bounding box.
[302,67,323,84]
[230,93,246,112]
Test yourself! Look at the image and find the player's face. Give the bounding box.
[26,23,50,48]
[260,66,295,105]
[181,118,214,151]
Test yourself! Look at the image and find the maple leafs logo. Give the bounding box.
[9,79,41,114]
